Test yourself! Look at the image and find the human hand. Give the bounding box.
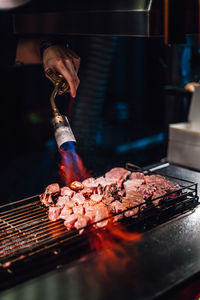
[184,82,200,93]
[42,45,80,98]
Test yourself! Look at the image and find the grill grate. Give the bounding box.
[0,196,79,266]
[0,164,199,270]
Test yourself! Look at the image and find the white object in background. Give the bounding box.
[188,85,200,130]
[167,85,200,170]
[0,0,30,10]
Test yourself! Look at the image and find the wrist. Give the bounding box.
[40,38,69,60]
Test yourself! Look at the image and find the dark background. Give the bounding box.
[0,9,198,203]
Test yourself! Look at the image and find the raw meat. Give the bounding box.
[49,206,62,222]
[40,167,181,233]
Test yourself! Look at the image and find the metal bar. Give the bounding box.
[0,201,41,216]
[2,210,47,224]
[0,219,67,249]
[19,221,65,234]
[0,195,40,209]
[19,222,67,238]
[1,202,45,216]
[126,162,198,184]
[0,224,73,256]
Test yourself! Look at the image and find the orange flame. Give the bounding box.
[59,146,90,186]
[87,223,142,281]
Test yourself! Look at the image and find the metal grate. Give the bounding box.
[0,196,80,267]
[0,164,198,269]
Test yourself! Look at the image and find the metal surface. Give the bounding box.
[0,163,199,296]
[12,0,198,38]
[0,195,79,264]
[0,166,197,263]
[13,0,159,37]
[46,69,70,95]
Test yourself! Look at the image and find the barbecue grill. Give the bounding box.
[0,163,198,293]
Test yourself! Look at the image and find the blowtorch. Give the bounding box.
[46,69,88,185]
[46,68,76,149]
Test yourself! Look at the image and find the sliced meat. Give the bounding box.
[83,200,96,211]
[60,186,74,198]
[46,183,60,194]
[73,205,84,215]
[110,200,124,213]
[90,194,103,203]
[56,195,69,208]
[71,193,85,205]
[40,193,54,207]
[74,215,90,230]
[63,198,75,208]
[64,214,79,228]
[102,196,114,206]
[118,189,126,197]
[145,174,180,191]
[124,179,144,192]
[85,206,96,222]
[40,183,60,206]
[105,167,131,187]
[151,189,166,206]
[80,187,93,198]
[94,203,110,228]
[97,184,104,195]
[145,174,166,185]
[94,176,113,187]
[130,172,145,180]
[45,167,182,234]
[125,190,144,204]
[137,184,156,200]
[104,183,118,198]
[144,174,180,201]
[82,177,97,189]
[162,179,180,193]
[49,206,62,221]
[59,205,72,220]
[122,198,139,218]
[109,201,124,221]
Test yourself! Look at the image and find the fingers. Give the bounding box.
[42,45,80,98]
[66,49,81,73]
[44,58,80,98]
[57,58,80,98]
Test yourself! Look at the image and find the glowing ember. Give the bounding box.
[59,142,90,186]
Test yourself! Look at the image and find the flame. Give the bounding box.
[59,142,90,186]
[87,223,142,282]
[58,141,142,283]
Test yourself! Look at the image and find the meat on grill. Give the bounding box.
[49,206,62,222]
[105,167,131,188]
[40,183,60,206]
[40,168,181,233]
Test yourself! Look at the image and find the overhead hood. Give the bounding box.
[13,0,198,42]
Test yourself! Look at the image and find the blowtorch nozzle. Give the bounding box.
[52,114,76,148]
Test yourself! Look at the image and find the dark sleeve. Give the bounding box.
[0,12,18,68]
[0,34,18,68]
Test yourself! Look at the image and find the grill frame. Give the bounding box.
[0,163,198,273]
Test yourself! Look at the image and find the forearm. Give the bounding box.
[15,38,42,65]
[15,37,80,98]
